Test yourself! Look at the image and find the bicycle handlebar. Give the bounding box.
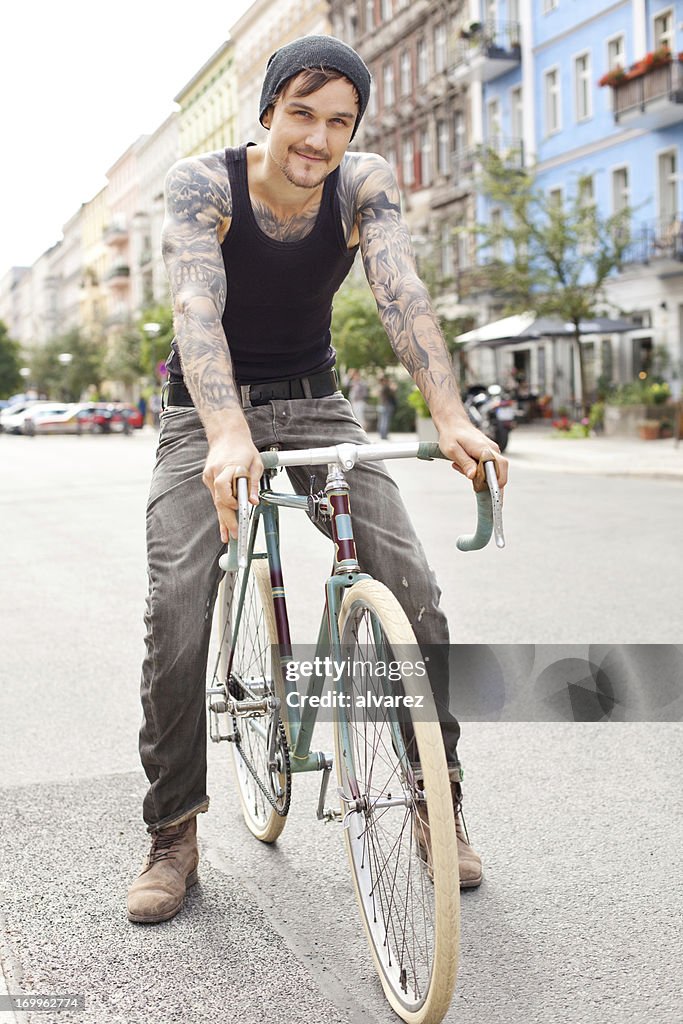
[224,441,504,571]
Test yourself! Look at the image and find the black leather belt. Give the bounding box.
[164,369,339,409]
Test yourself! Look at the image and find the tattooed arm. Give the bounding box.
[161,154,263,540]
[347,153,507,485]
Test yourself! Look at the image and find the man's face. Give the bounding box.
[262,74,358,190]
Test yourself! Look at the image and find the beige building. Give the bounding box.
[136,113,181,310]
[175,41,237,158]
[104,136,150,328]
[231,0,331,144]
[80,186,110,345]
[0,267,30,345]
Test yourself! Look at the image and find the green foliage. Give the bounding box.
[605,380,671,406]
[0,320,23,398]
[331,278,395,370]
[407,388,430,419]
[390,378,420,432]
[588,401,605,430]
[473,150,636,410]
[104,329,144,389]
[138,305,175,380]
[28,329,105,401]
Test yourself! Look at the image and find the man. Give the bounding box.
[127,35,508,925]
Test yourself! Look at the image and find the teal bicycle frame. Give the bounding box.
[210,439,504,816]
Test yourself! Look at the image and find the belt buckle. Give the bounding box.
[240,384,252,407]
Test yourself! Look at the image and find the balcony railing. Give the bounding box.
[612,58,683,127]
[431,137,524,209]
[452,21,521,83]
[106,264,131,285]
[617,217,683,266]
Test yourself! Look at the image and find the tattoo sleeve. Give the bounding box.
[161,154,241,419]
[355,155,463,417]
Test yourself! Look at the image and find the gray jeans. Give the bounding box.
[139,393,459,830]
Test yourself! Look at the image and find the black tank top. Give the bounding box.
[166,144,358,384]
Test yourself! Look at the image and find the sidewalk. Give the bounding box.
[507,423,683,480]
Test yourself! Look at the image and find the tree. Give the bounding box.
[473,149,634,412]
[331,277,395,371]
[138,304,174,380]
[28,329,105,401]
[0,320,23,398]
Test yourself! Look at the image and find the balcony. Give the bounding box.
[451,21,521,84]
[106,264,130,287]
[618,217,683,269]
[430,137,524,209]
[611,55,683,129]
[103,221,128,246]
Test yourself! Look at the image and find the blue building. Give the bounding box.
[457,0,683,408]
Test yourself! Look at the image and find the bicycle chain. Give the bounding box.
[234,715,292,817]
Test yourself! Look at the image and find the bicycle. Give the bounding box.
[206,439,504,1024]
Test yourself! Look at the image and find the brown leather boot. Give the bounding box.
[127,817,199,924]
[415,779,483,889]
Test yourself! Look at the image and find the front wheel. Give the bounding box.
[334,580,460,1024]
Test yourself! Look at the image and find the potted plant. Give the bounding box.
[638,419,662,440]
[407,389,438,442]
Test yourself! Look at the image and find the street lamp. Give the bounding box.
[58,352,73,366]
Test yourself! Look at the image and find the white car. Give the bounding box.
[0,402,69,434]
[23,404,87,435]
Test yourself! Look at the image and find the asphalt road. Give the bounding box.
[1,429,681,1024]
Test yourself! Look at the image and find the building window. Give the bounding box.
[658,150,678,224]
[612,166,630,214]
[578,174,595,207]
[400,50,412,96]
[607,34,625,71]
[416,37,428,85]
[368,79,378,117]
[402,136,415,187]
[453,109,466,153]
[365,0,375,33]
[487,98,502,144]
[434,23,447,72]
[574,52,592,121]
[543,67,561,135]
[510,85,524,140]
[380,0,392,22]
[420,129,432,186]
[654,9,674,50]
[543,0,558,12]
[386,146,398,176]
[509,0,520,22]
[548,186,563,209]
[383,62,395,108]
[437,118,449,174]
[441,223,454,278]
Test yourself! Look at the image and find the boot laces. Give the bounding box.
[149,822,188,865]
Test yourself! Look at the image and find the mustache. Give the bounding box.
[293,147,330,161]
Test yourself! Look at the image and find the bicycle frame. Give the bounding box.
[209,439,504,814]
[234,457,372,799]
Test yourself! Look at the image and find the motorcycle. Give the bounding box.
[463,383,518,453]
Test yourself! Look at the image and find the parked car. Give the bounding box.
[24,404,89,435]
[1,402,69,434]
[76,403,144,434]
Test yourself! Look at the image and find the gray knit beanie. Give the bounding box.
[259,35,372,140]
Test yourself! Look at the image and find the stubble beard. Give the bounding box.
[277,148,330,190]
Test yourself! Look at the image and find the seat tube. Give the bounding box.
[325,464,360,576]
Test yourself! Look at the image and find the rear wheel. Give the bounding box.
[215,556,290,843]
[334,580,459,1024]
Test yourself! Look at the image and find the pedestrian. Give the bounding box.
[149,392,161,428]
[346,367,369,430]
[377,374,397,439]
[127,34,508,925]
